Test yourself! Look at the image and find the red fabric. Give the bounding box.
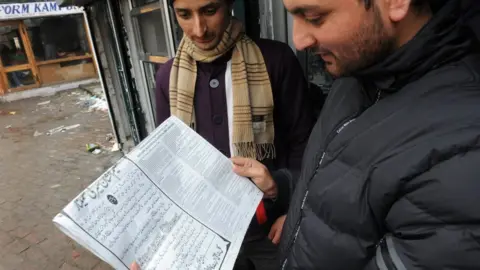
[256,200,267,225]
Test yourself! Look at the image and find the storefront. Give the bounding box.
[0,1,98,95]
[57,0,333,151]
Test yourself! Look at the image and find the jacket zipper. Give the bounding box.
[281,113,358,269]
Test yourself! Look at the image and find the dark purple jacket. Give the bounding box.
[155,38,314,238]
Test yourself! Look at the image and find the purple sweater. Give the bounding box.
[156,38,313,170]
[155,38,314,239]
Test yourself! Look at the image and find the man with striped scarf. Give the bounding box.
[150,0,314,269]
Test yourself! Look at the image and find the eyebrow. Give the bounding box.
[289,5,325,16]
[200,2,221,11]
[174,1,220,12]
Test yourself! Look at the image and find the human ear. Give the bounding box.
[385,0,411,22]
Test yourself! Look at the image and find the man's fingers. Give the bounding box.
[130,262,140,270]
[232,164,248,176]
[232,164,264,178]
[272,229,282,245]
[268,226,276,240]
[231,156,251,167]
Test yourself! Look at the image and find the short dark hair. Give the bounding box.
[169,0,234,7]
[410,0,431,12]
[362,0,430,12]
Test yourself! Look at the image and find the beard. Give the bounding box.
[317,6,396,78]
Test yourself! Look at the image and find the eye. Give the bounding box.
[176,11,191,19]
[204,7,217,16]
[305,16,323,26]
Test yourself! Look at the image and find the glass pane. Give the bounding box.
[307,51,333,94]
[143,62,162,124]
[24,14,90,62]
[132,0,158,8]
[137,10,169,56]
[168,8,183,49]
[6,69,35,89]
[0,25,29,67]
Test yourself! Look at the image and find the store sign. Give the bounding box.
[0,1,84,20]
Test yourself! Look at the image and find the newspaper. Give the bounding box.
[53,116,263,270]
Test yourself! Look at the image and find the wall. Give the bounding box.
[38,62,96,85]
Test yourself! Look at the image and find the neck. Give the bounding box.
[394,9,432,48]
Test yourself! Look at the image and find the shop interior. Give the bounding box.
[0,14,97,95]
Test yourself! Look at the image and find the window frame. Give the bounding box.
[120,0,176,134]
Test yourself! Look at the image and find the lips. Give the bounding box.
[319,51,332,58]
[195,37,214,44]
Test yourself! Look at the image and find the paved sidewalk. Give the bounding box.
[0,89,122,270]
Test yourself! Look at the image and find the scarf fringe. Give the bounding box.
[171,18,276,162]
[234,142,276,160]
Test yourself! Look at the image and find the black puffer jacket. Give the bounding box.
[273,1,480,269]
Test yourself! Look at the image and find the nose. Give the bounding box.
[192,15,207,38]
[293,19,316,51]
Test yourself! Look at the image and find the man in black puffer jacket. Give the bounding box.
[232,0,480,269]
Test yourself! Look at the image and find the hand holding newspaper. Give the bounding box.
[53,116,263,270]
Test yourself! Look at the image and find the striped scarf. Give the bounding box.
[169,18,275,160]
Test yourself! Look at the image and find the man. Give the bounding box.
[154,0,314,269]
[233,0,480,269]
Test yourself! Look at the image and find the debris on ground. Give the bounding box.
[63,124,81,131]
[76,84,109,113]
[86,140,119,154]
[105,133,114,142]
[33,130,43,137]
[46,126,65,136]
[46,124,81,136]
[77,96,108,112]
[86,143,101,152]
[111,142,120,152]
[72,250,81,260]
[37,100,51,106]
[0,111,17,116]
[0,86,121,270]
[5,126,19,132]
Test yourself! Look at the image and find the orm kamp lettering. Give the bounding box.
[0,2,80,16]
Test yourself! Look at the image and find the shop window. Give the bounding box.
[132,0,158,8]
[24,14,90,62]
[0,25,29,67]
[143,62,162,124]
[6,69,35,89]
[137,10,169,56]
[167,7,183,49]
[124,0,174,130]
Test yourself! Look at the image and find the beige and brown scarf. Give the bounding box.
[169,18,275,160]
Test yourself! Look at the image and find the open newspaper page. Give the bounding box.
[53,116,263,270]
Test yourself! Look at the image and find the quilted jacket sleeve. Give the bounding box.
[371,148,480,270]
[271,169,300,215]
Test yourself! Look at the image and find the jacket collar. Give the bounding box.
[353,0,475,97]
